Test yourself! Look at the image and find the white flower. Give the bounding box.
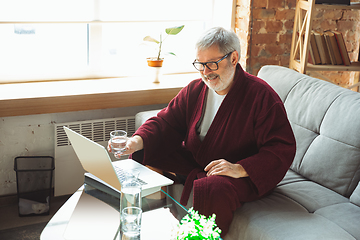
[172,208,222,240]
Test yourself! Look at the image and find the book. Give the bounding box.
[310,31,321,65]
[333,31,351,65]
[332,30,351,66]
[324,33,336,64]
[308,45,315,65]
[313,31,331,64]
[324,31,343,65]
[322,34,332,65]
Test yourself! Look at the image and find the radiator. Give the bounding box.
[54,117,135,196]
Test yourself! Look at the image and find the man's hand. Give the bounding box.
[108,135,144,157]
[204,159,249,178]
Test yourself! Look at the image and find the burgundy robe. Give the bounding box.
[133,64,296,236]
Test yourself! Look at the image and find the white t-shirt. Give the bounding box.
[198,88,226,141]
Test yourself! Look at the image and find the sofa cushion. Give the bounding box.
[350,181,360,207]
[318,92,360,196]
[225,191,356,240]
[257,65,360,198]
[299,136,360,197]
[315,203,360,240]
[277,169,307,186]
[282,75,344,135]
[275,181,349,213]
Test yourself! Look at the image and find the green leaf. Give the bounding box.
[165,25,185,35]
[167,52,176,56]
[143,36,159,44]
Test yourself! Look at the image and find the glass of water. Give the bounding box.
[121,207,142,239]
[120,170,142,211]
[110,130,128,159]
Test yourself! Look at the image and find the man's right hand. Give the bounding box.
[108,135,144,157]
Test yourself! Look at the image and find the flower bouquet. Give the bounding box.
[172,208,222,240]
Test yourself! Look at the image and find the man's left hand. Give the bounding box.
[204,159,249,178]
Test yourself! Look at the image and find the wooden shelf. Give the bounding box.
[289,0,360,74]
[292,61,360,72]
[315,2,360,10]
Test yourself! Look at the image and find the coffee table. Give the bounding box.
[40,184,188,240]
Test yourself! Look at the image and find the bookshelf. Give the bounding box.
[289,0,360,74]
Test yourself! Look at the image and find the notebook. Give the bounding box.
[63,126,173,197]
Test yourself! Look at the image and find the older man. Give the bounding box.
[117,27,296,237]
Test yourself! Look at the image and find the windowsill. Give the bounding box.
[0,73,199,118]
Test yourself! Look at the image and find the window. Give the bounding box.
[0,0,234,83]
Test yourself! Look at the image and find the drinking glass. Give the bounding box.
[121,207,142,239]
[120,169,142,212]
[110,130,128,159]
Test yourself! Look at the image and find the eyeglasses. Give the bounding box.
[192,51,233,71]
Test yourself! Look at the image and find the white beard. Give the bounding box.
[201,64,235,94]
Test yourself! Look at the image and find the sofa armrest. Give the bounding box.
[135,109,161,129]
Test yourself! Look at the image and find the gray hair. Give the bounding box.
[195,27,241,62]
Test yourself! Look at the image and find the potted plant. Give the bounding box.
[143,25,185,68]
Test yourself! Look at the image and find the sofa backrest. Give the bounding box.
[257,65,360,198]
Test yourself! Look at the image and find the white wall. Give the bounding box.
[0,104,166,197]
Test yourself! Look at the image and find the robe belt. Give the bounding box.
[180,167,203,206]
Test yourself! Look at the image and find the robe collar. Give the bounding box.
[195,64,245,166]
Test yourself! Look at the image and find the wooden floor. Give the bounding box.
[0,194,70,239]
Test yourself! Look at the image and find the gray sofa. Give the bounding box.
[135,65,360,240]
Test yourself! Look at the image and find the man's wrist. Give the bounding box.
[132,135,144,151]
[237,164,249,178]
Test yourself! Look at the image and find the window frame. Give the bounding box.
[0,1,236,117]
[0,0,235,84]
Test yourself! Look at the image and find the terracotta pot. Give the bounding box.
[147,58,164,67]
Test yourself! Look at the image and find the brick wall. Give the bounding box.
[235,0,360,89]
[235,0,296,76]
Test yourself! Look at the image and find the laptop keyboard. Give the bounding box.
[114,165,147,185]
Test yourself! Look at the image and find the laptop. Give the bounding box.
[63,126,173,197]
